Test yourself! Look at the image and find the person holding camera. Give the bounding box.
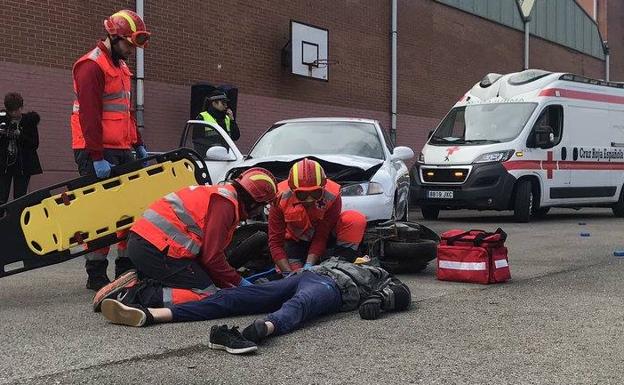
[0,92,42,205]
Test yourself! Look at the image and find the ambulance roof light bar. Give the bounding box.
[559,73,624,89]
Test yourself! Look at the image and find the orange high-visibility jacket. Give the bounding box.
[71,45,137,149]
[131,185,239,258]
[277,179,341,242]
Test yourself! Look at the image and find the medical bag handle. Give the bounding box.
[445,228,507,246]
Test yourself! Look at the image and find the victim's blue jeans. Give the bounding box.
[168,271,342,335]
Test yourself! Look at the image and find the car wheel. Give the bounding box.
[421,206,440,220]
[533,207,550,218]
[613,185,624,217]
[513,179,533,223]
[380,258,429,274]
[393,193,409,221]
[383,239,437,262]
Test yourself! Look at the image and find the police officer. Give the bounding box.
[197,90,240,147]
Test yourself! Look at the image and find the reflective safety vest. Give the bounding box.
[277,179,340,242]
[71,45,137,149]
[199,111,231,134]
[131,184,239,259]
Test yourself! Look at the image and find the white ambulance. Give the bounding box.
[411,69,624,222]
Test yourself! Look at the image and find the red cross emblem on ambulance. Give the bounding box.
[542,151,557,179]
[444,146,460,161]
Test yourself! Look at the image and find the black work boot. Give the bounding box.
[85,259,111,291]
[114,257,135,278]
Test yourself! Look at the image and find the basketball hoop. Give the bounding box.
[306,59,339,77]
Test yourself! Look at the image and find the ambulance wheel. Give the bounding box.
[421,206,440,220]
[613,186,624,217]
[513,179,533,223]
[383,239,437,261]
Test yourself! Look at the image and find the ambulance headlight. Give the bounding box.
[473,150,514,164]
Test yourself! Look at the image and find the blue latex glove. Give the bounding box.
[93,159,114,179]
[239,277,253,287]
[303,263,314,271]
[135,145,149,159]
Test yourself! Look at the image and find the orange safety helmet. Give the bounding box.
[235,167,278,204]
[288,158,327,201]
[104,10,151,48]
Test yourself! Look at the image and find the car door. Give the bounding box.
[179,120,244,183]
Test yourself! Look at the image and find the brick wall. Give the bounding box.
[0,0,621,193]
[607,0,624,81]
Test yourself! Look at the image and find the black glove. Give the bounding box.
[358,295,382,320]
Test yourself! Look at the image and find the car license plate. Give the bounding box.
[427,190,453,199]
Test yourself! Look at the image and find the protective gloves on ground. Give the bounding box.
[303,263,313,270]
[239,278,253,287]
[93,159,114,179]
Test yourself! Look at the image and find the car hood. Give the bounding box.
[226,154,384,184]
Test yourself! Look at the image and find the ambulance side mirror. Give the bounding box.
[427,130,434,139]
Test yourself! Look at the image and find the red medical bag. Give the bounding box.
[436,228,511,284]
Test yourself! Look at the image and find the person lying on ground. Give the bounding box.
[100,258,412,354]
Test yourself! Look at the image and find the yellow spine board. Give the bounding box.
[21,159,200,255]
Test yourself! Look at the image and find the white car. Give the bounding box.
[180,117,414,222]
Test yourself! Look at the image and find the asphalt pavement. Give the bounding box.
[1,208,623,385]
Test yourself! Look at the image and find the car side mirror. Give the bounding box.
[427,130,434,139]
[534,125,554,148]
[205,146,236,161]
[391,146,414,161]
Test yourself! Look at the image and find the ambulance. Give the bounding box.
[411,69,624,222]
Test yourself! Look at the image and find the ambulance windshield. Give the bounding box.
[429,103,537,145]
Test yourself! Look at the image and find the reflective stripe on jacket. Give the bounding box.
[71,46,136,149]
[131,185,239,258]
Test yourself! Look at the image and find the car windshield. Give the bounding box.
[249,121,385,159]
[429,103,537,145]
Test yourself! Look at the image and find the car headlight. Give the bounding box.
[473,150,514,164]
[341,182,384,196]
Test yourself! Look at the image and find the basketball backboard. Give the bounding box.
[284,20,330,81]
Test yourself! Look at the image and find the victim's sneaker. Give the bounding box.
[208,325,258,355]
[92,269,138,313]
[100,299,154,327]
[242,319,269,344]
